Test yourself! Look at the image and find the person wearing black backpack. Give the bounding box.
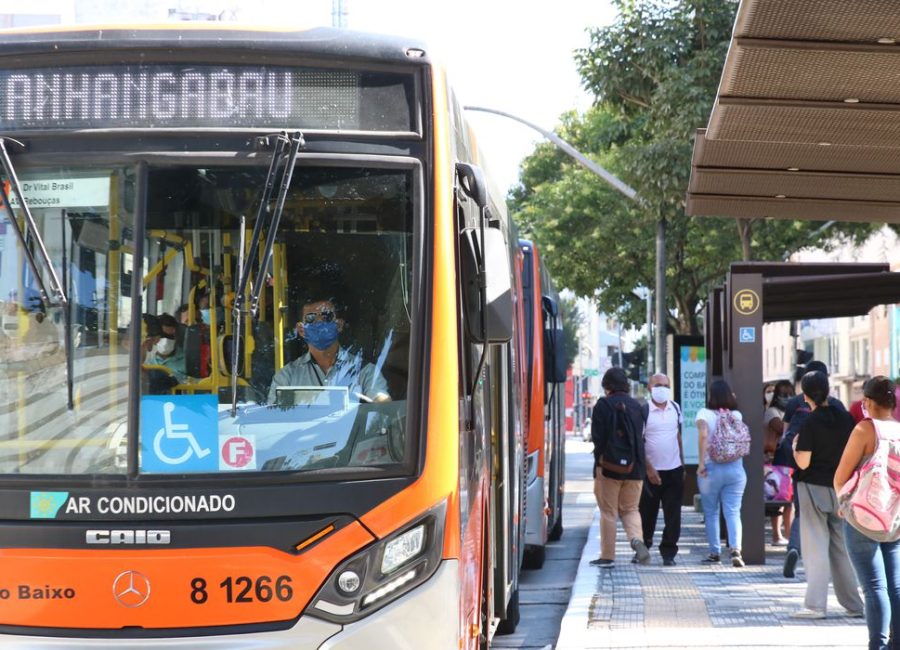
[589,367,649,567]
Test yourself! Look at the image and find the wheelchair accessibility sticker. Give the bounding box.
[141,395,218,472]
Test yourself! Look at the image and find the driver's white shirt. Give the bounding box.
[267,347,389,404]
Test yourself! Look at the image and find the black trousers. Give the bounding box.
[639,466,684,560]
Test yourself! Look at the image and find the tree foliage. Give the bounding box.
[559,294,583,368]
[509,0,877,334]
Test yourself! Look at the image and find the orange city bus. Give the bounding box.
[518,240,566,569]
[0,24,529,648]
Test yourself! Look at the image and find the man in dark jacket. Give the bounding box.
[590,367,649,567]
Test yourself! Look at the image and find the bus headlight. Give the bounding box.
[307,500,446,623]
[381,524,425,574]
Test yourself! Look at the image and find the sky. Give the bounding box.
[330,0,619,193]
[186,0,618,193]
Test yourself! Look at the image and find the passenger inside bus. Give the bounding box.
[267,294,390,405]
[144,314,187,384]
[142,313,187,393]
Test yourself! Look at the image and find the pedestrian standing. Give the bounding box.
[590,367,649,567]
[639,373,684,566]
[835,376,900,647]
[764,379,795,545]
[696,379,748,567]
[790,370,863,619]
[777,359,847,578]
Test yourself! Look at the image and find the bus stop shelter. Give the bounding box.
[706,263,900,564]
[687,0,900,563]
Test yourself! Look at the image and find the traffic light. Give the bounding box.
[793,349,814,383]
[620,348,647,383]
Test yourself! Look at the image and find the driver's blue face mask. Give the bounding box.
[303,320,339,350]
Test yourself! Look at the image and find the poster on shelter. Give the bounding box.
[678,345,706,465]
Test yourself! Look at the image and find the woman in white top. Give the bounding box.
[835,376,900,648]
[696,379,747,567]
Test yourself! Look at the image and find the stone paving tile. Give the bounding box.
[588,507,867,631]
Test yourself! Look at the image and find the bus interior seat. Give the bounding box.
[183,324,210,378]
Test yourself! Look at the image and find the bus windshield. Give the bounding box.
[0,163,415,477]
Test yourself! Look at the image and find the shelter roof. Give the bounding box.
[687,0,900,223]
[726,262,900,322]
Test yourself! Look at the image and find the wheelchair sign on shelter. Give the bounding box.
[140,395,218,472]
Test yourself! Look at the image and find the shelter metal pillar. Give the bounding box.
[727,272,765,565]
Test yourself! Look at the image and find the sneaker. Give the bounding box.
[790,607,826,619]
[630,538,651,564]
[589,557,614,567]
[701,553,721,564]
[783,548,800,578]
[772,537,788,546]
[845,610,864,618]
[731,549,745,567]
[663,558,677,567]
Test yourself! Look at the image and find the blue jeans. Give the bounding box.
[844,522,900,650]
[788,477,801,554]
[698,459,747,554]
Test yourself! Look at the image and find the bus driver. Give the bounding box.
[267,296,390,405]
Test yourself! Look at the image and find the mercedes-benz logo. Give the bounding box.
[113,570,151,608]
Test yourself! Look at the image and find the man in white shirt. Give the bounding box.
[639,373,684,566]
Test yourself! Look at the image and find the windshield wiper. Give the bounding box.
[0,138,75,410]
[231,131,304,415]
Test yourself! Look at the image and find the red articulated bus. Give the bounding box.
[0,23,542,648]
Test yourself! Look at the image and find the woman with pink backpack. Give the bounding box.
[696,379,749,567]
[835,376,900,650]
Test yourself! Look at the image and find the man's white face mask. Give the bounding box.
[155,337,175,356]
[650,386,670,403]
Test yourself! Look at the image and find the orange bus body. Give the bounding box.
[0,24,529,649]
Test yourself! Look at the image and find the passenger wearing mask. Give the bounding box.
[790,370,863,619]
[144,313,187,384]
[778,360,847,578]
[639,373,684,566]
[267,297,389,405]
[836,376,900,649]
[589,367,648,567]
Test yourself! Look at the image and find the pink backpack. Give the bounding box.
[708,409,751,463]
[838,419,900,543]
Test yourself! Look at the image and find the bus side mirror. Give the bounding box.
[542,296,567,383]
[461,227,513,344]
[456,162,487,209]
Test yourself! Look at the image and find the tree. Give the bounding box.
[509,0,876,334]
[559,294,583,368]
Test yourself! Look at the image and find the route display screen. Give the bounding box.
[0,64,416,132]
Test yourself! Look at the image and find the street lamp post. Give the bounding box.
[465,105,668,373]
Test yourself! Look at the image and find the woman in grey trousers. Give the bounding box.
[791,370,863,619]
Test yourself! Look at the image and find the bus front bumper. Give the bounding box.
[0,560,460,650]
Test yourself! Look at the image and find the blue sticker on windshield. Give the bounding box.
[141,395,218,472]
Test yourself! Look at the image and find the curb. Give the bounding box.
[555,507,600,650]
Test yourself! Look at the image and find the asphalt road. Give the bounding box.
[493,437,595,650]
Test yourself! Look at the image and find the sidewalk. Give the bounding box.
[556,502,867,649]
